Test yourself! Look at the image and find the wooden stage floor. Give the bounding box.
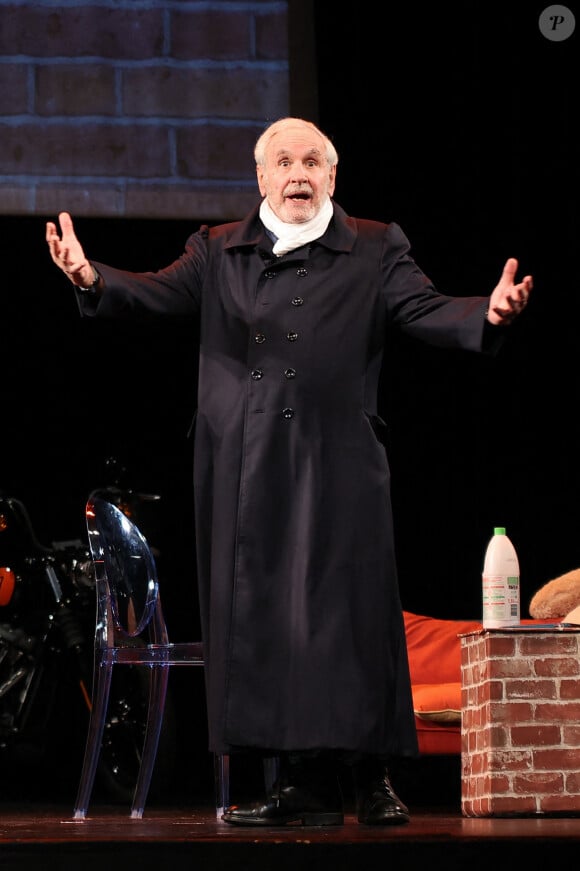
[2,799,580,871]
[2,755,580,869]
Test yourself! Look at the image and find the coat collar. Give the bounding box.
[223,201,358,254]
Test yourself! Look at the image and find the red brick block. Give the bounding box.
[563,725,580,744]
[520,634,579,655]
[486,657,533,679]
[488,701,534,724]
[565,771,580,791]
[536,701,580,719]
[461,628,580,816]
[488,773,511,792]
[510,724,562,746]
[534,656,580,677]
[484,724,509,749]
[541,794,580,812]
[504,678,558,699]
[534,748,580,769]
[483,796,538,815]
[561,679,580,699]
[514,772,564,793]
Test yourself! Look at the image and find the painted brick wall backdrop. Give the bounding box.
[0,0,290,220]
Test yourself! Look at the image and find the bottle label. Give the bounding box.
[482,573,520,628]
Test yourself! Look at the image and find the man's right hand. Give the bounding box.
[46,211,95,288]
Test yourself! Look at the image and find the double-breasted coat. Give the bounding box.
[82,202,492,758]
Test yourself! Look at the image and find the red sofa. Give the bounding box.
[404,611,558,755]
[404,611,481,755]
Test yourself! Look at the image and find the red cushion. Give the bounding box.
[412,682,462,722]
[403,611,482,686]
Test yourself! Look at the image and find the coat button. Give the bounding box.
[264,270,277,279]
[291,296,304,306]
[286,330,298,342]
[254,333,266,344]
[296,267,308,277]
[284,368,296,379]
[251,369,263,380]
[282,408,294,419]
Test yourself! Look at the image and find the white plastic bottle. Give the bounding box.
[482,526,520,629]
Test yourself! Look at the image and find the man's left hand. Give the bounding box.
[486,258,533,326]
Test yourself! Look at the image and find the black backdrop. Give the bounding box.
[312,1,579,618]
[1,2,578,640]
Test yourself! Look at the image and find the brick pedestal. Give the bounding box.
[461,627,580,817]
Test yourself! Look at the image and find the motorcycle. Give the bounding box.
[0,468,177,803]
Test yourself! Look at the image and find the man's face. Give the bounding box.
[256,125,336,224]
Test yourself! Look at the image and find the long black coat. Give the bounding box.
[83,202,491,758]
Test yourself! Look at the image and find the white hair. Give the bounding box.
[254,117,339,168]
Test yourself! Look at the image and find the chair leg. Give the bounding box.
[263,755,280,794]
[214,753,230,819]
[130,664,170,819]
[211,755,277,818]
[73,663,113,820]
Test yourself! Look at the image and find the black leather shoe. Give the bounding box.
[353,761,410,826]
[222,783,344,826]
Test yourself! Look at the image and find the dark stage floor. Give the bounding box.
[2,799,580,871]
[2,754,580,869]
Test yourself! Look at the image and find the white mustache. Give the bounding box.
[283,186,313,197]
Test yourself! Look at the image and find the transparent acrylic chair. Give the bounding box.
[73,488,229,820]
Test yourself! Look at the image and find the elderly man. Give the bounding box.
[46,117,532,827]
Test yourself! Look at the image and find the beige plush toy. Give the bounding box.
[529,568,580,621]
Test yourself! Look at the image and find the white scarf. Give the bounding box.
[259,196,334,256]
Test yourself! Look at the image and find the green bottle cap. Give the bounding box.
[494,527,506,535]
